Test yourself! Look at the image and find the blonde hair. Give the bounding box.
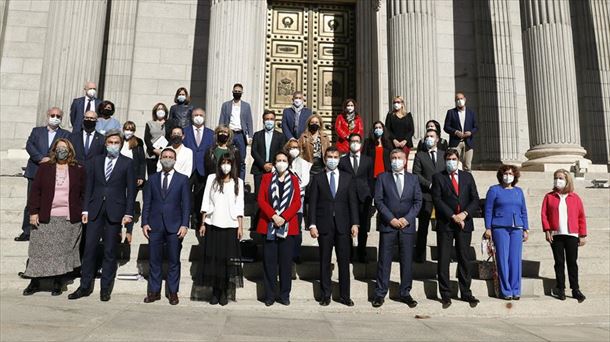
[553,168,574,194]
[123,121,138,150]
[392,96,407,116]
[214,125,233,147]
[305,114,324,130]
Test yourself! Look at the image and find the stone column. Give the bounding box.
[520,0,587,169]
[36,0,108,127]
[205,0,266,132]
[101,0,138,123]
[590,0,610,167]
[474,0,520,165]
[387,0,437,140]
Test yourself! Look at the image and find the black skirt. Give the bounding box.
[196,225,244,291]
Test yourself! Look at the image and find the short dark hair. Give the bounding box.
[97,100,115,116]
[273,150,292,165]
[425,128,438,137]
[348,133,362,142]
[161,147,177,158]
[324,146,340,157]
[390,148,406,158]
[445,148,460,160]
[262,109,275,119]
[104,129,123,143]
[233,83,243,89]
[170,126,184,135]
[496,164,520,186]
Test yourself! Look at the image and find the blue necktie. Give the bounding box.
[84,132,91,156]
[162,172,169,198]
[330,171,336,198]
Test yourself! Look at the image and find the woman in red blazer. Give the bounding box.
[335,98,364,154]
[541,169,587,303]
[24,138,86,296]
[256,150,301,306]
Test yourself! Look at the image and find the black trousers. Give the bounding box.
[263,236,294,302]
[190,171,207,229]
[146,157,158,178]
[21,178,33,236]
[551,235,580,290]
[353,198,373,259]
[415,200,434,261]
[437,229,473,299]
[318,220,351,300]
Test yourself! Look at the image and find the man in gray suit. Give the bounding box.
[69,81,102,133]
[218,83,252,180]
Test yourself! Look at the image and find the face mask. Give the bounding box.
[217,133,229,144]
[123,130,134,140]
[326,158,339,170]
[289,148,300,158]
[48,117,61,127]
[106,144,120,157]
[346,106,355,113]
[160,158,176,170]
[56,147,69,161]
[308,123,319,133]
[293,99,303,107]
[393,102,402,111]
[86,89,96,98]
[177,95,186,103]
[554,178,566,190]
[156,110,166,119]
[170,135,182,145]
[221,163,232,175]
[193,115,204,126]
[350,142,361,153]
[264,120,275,131]
[503,174,514,184]
[233,92,242,100]
[456,99,466,107]
[446,160,458,173]
[391,159,404,172]
[83,120,97,132]
[102,108,114,117]
[425,137,436,148]
[275,161,288,174]
[374,128,383,137]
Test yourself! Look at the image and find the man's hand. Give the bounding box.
[309,227,319,238]
[136,179,144,187]
[452,214,465,224]
[199,224,206,237]
[142,225,151,239]
[463,131,472,138]
[351,225,359,238]
[29,214,39,227]
[272,214,286,227]
[390,218,402,229]
[82,213,88,224]
[399,218,409,228]
[177,226,188,239]
[154,148,162,156]
[458,221,465,230]
[124,232,132,244]
[263,163,273,173]
[40,157,51,163]
[122,216,132,226]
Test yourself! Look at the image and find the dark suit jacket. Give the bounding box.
[28,163,86,224]
[69,130,106,165]
[83,154,136,223]
[281,107,312,140]
[412,149,446,202]
[308,170,359,235]
[183,125,214,177]
[250,129,287,175]
[126,137,146,181]
[203,145,241,177]
[70,96,102,133]
[431,170,480,232]
[374,171,422,234]
[443,107,478,148]
[24,126,70,179]
[338,153,374,203]
[219,100,253,138]
[142,171,191,233]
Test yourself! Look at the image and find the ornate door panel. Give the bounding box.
[265,2,356,138]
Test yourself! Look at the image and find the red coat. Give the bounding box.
[541,191,587,236]
[256,172,302,236]
[335,114,364,154]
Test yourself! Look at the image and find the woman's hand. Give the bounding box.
[272,214,285,227]
[522,230,529,242]
[29,214,39,227]
[578,237,586,247]
[545,231,553,243]
[237,226,243,240]
[136,179,144,187]
[484,229,492,240]
[198,224,206,237]
[153,149,162,156]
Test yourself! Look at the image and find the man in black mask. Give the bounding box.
[69,111,106,167]
[218,83,253,180]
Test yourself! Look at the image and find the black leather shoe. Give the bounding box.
[400,295,418,308]
[51,281,63,296]
[278,298,290,306]
[339,298,354,307]
[319,297,331,306]
[14,233,29,242]
[143,292,161,303]
[100,289,111,302]
[22,281,39,296]
[441,297,452,309]
[264,299,274,307]
[463,295,479,308]
[572,289,586,303]
[513,296,520,301]
[219,291,228,306]
[210,295,219,305]
[68,287,92,300]
[372,297,384,308]
[553,288,566,300]
[168,293,179,305]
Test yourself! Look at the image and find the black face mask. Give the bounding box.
[308,123,319,133]
[102,108,114,117]
[233,92,242,100]
[170,136,182,145]
[83,120,96,132]
[217,133,229,144]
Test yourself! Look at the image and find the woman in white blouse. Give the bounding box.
[197,152,244,306]
[285,138,311,264]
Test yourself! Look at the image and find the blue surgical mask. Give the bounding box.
[446,160,458,173]
[326,158,339,170]
[374,128,383,137]
[106,144,121,157]
[425,137,436,148]
[264,120,275,131]
[391,159,404,172]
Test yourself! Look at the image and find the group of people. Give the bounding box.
[18,82,588,307]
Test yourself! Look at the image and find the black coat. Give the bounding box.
[250,129,287,175]
[412,149,445,202]
[338,153,374,203]
[69,130,106,166]
[431,170,480,232]
[308,170,359,235]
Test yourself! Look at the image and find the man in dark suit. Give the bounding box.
[69,81,102,133]
[338,133,374,263]
[308,147,359,306]
[281,91,312,140]
[431,149,480,308]
[372,149,422,308]
[69,130,136,302]
[443,92,478,171]
[251,110,287,195]
[218,83,253,180]
[141,148,190,305]
[68,111,106,166]
[182,108,214,229]
[412,129,446,263]
[16,107,70,241]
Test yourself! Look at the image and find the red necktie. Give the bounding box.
[451,172,460,213]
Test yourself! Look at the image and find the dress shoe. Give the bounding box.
[339,298,354,307]
[572,289,586,303]
[400,295,418,308]
[513,296,520,301]
[264,299,274,307]
[441,297,452,309]
[219,291,228,306]
[463,295,479,308]
[371,297,384,308]
[143,292,161,303]
[210,295,219,305]
[552,288,566,301]
[168,293,179,305]
[68,287,92,300]
[14,233,29,242]
[22,281,39,296]
[277,298,290,306]
[319,297,331,306]
[499,294,513,300]
[100,289,111,302]
[51,281,63,296]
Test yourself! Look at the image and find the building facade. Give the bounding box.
[1,0,608,171]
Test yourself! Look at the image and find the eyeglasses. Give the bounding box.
[49,114,62,118]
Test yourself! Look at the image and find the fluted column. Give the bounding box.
[36,0,108,128]
[520,0,587,169]
[101,0,138,123]
[205,0,266,131]
[591,0,610,166]
[474,0,520,165]
[387,0,437,140]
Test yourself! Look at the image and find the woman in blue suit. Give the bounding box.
[484,165,529,300]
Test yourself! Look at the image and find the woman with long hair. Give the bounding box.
[385,96,414,166]
[335,98,364,154]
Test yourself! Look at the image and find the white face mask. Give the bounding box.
[350,142,361,153]
[289,148,300,158]
[221,163,232,175]
[86,89,96,98]
[193,115,204,126]
[293,99,303,107]
[446,160,459,173]
[177,95,186,103]
[48,117,61,127]
[391,159,404,172]
[123,130,134,140]
[393,102,402,111]
[456,99,466,107]
[156,110,166,119]
[554,178,566,190]
[503,174,514,185]
[275,161,289,174]
[326,158,339,170]
[346,106,355,113]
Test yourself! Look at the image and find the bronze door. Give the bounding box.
[265,1,356,138]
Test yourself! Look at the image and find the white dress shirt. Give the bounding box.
[83,96,95,113]
[264,129,274,161]
[229,101,242,131]
[47,126,58,148]
[458,108,466,132]
[156,144,193,177]
[201,174,245,228]
[554,193,578,237]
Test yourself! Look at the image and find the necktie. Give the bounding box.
[352,154,359,174]
[86,98,92,112]
[84,132,91,156]
[330,171,336,198]
[162,172,169,198]
[195,128,202,146]
[105,158,114,181]
[395,173,403,197]
[430,150,436,167]
[451,172,460,213]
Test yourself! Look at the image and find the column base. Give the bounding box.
[522,144,588,171]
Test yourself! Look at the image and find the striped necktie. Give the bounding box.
[105,157,115,181]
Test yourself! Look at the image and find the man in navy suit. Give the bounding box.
[69,81,102,133]
[308,147,359,307]
[281,91,312,141]
[443,92,478,171]
[432,149,481,308]
[141,148,190,305]
[16,107,70,241]
[69,130,136,302]
[372,149,422,308]
[218,83,252,180]
[182,108,214,229]
[68,110,106,166]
